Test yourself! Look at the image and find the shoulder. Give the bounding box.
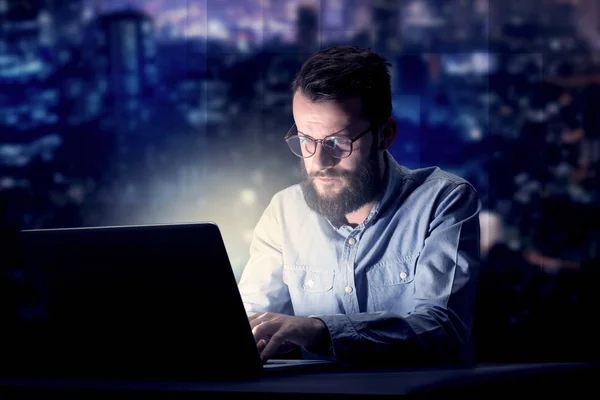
[398,164,478,197]
[270,184,304,207]
[263,184,309,218]
[400,164,473,187]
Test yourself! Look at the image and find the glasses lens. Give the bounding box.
[323,137,352,158]
[286,135,315,158]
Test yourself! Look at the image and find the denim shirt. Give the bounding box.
[238,151,481,366]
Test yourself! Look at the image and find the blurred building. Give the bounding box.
[490,0,582,51]
[44,0,85,46]
[371,0,401,56]
[0,0,57,136]
[444,0,484,43]
[577,0,600,50]
[89,9,158,128]
[0,0,94,230]
[297,4,318,54]
[320,0,344,44]
[320,0,363,45]
[537,0,579,34]
[399,0,489,49]
[72,7,162,207]
[0,0,42,57]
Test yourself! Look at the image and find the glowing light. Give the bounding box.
[82,7,94,22]
[472,53,493,74]
[479,210,504,254]
[470,127,482,140]
[208,19,229,40]
[408,1,427,16]
[184,22,206,38]
[38,11,52,25]
[240,189,257,206]
[0,177,15,189]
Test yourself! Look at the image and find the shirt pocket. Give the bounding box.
[282,266,334,316]
[365,254,419,314]
[366,253,418,287]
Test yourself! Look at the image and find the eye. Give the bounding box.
[327,137,350,150]
[325,137,340,147]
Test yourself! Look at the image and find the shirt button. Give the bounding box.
[306,279,315,288]
[400,271,407,280]
[348,237,357,245]
[345,286,353,294]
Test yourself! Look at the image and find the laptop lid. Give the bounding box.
[7,222,264,380]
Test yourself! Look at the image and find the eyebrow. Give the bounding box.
[296,126,351,139]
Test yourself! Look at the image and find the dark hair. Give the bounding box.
[291,45,392,126]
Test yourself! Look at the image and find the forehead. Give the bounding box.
[292,91,365,135]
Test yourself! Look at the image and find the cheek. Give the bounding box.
[338,155,362,173]
[302,159,311,172]
[301,159,315,177]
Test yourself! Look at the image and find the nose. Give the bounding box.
[310,141,338,171]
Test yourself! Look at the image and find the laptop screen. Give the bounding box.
[5,222,263,380]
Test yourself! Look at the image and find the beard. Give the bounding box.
[300,148,384,225]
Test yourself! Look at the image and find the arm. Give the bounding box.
[239,195,331,361]
[312,183,482,366]
[238,195,293,316]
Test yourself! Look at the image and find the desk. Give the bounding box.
[1,362,598,398]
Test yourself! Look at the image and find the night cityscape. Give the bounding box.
[2,0,600,363]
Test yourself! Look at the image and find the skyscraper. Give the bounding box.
[297,4,319,54]
[371,0,401,94]
[577,0,600,50]
[91,9,157,123]
[371,0,401,56]
[1,0,42,57]
[45,0,85,45]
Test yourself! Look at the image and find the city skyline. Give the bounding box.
[2,0,600,276]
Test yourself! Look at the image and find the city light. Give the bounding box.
[0,0,598,282]
[240,189,257,206]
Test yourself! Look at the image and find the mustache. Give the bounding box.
[309,170,351,179]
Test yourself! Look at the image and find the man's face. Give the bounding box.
[292,91,384,223]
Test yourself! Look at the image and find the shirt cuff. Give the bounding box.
[308,314,359,363]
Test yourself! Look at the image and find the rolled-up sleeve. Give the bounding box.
[315,183,482,366]
[238,196,293,316]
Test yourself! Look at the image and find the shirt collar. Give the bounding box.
[363,150,406,226]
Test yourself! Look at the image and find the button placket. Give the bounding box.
[345,231,360,312]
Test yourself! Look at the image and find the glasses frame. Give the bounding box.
[284,123,373,159]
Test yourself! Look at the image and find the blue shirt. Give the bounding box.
[238,151,482,366]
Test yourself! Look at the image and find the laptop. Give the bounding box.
[5,222,340,381]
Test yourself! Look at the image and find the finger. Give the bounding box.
[248,312,265,323]
[257,338,268,353]
[249,317,270,330]
[249,312,272,329]
[252,320,274,343]
[260,333,286,362]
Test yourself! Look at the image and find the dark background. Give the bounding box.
[1,0,600,364]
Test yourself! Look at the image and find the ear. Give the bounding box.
[378,117,397,150]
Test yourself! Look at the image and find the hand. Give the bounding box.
[249,312,329,362]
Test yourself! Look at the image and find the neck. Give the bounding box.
[344,200,377,227]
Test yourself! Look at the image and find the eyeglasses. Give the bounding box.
[284,124,372,159]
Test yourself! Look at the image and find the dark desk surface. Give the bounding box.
[1,362,598,399]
